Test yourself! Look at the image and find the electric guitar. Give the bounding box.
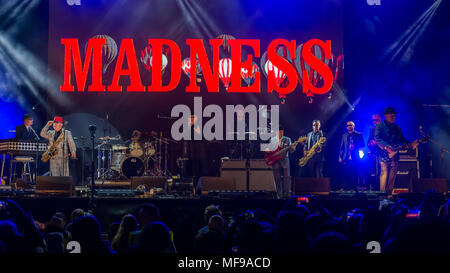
[380,136,428,160]
[264,136,306,166]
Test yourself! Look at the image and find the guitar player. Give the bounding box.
[375,107,419,196]
[269,126,298,199]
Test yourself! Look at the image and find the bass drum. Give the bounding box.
[121,157,145,179]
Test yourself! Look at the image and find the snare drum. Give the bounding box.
[120,157,144,179]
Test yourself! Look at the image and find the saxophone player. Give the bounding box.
[40,117,76,176]
[301,120,326,177]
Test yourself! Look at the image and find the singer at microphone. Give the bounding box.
[14,113,36,141]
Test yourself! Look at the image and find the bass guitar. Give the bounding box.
[264,136,306,166]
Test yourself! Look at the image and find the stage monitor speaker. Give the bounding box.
[199,176,236,195]
[413,178,448,193]
[131,176,167,192]
[36,176,74,196]
[294,177,330,195]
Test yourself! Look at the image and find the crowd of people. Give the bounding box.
[0,191,449,253]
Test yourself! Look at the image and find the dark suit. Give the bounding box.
[339,131,365,190]
[339,131,365,162]
[14,125,35,140]
[301,130,325,177]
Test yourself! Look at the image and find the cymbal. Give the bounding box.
[112,145,128,151]
[99,136,121,141]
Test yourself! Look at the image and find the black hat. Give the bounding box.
[382,107,398,115]
[23,113,33,120]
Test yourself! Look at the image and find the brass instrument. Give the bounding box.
[41,130,65,162]
[299,137,326,167]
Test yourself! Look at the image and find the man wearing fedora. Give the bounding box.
[40,116,76,176]
[374,107,418,196]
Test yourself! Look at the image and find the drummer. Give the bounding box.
[128,130,144,157]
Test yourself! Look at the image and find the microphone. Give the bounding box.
[29,126,40,140]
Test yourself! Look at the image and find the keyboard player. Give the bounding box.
[13,113,39,183]
[15,113,37,141]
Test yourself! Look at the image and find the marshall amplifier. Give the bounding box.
[398,147,418,160]
[394,159,420,192]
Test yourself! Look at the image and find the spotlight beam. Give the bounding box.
[381,0,442,65]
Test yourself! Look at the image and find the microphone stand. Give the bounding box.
[62,124,67,176]
[420,126,449,178]
[88,125,97,211]
[30,127,40,185]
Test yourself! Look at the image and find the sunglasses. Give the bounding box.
[347,124,353,127]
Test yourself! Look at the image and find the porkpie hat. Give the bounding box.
[382,107,398,115]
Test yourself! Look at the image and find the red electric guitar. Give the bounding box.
[264,136,306,166]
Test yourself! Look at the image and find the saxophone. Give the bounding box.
[299,137,326,167]
[41,130,65,162]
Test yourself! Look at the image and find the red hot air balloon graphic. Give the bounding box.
[140,46,152,71]
[240,62,259,86]
[260,46,293,101]
[218,58,232,90]
[264,60,286,87]
[140,46,170,75]
[86,34,118,74]
[181,57,202,82]
[150,54,168,74]
[295,42,344,102]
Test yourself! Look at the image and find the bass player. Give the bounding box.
[266,126,299,199]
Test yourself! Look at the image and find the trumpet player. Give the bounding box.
[301,120,326,177]
[40,117,76,176]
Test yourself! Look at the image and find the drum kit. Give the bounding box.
[95,132,174,181]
